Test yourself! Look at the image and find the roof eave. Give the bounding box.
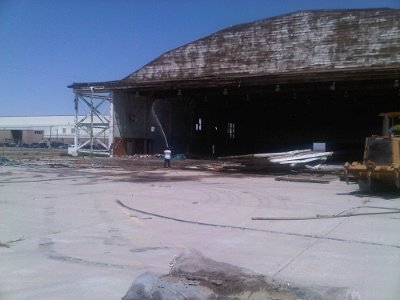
[69,66,400,92]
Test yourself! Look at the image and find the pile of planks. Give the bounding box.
[219,149,333,170]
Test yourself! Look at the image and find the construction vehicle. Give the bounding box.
[344,112,400,192]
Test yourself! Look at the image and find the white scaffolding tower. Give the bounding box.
[69,87,114,157]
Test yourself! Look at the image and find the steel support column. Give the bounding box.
[108,92,114,157]
[70,87,113,157]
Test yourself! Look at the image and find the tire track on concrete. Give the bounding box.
[37,196,129,270]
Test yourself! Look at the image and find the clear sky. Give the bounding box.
[1,0,399,116]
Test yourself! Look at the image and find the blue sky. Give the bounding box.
[1,0,399,116]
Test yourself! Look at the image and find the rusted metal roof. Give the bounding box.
[70,8,400,90]
[125,9,399,81]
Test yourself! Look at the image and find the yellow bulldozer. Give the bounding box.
[344,112,400,192]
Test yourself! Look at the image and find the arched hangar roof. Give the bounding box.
[125,8,399,81]
[70,8,400,90]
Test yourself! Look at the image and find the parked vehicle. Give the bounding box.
[31,142,48,148]
[344,112,400,192]
[50,142,66,148]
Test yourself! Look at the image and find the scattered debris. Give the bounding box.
[275,174,337,184]
[184,163,224,171]
[122,153,185,160]
[1,148,339,177]
[219,149,333,171]
[173,153,186,160]
[0,236,25,248]
[47,162,74,168]
[0,156,20,166]
[0,154,78,168]
[122,249,360,300]
[252,206,400,221]
[126,154,162,159]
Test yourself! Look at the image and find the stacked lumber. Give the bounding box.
[219,149,333,170]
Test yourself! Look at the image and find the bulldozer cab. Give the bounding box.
[363,136,399,165]
[380,111,400,136]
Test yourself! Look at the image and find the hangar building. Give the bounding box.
[69,8,400,159]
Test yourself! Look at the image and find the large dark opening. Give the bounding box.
[158,78,400,161]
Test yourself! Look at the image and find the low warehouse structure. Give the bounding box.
[69,8,400,159]
[0,115,109,147]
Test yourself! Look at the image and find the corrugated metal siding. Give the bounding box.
[125,9,400,82]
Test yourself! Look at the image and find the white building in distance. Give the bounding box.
[0,115,110,146]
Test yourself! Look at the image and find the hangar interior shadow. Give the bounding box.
[148,78,400,162]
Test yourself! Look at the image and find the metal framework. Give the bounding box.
[69,87,114,157]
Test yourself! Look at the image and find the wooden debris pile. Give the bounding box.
[219,149,333,171]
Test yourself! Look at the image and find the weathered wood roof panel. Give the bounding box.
[124,8,400,83]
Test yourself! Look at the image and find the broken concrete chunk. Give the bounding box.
[122,272,207,300]
[169,249,270,294]
[123,250,360,300]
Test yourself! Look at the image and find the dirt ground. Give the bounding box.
[0,147,227,171]
[1,148,400,299]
